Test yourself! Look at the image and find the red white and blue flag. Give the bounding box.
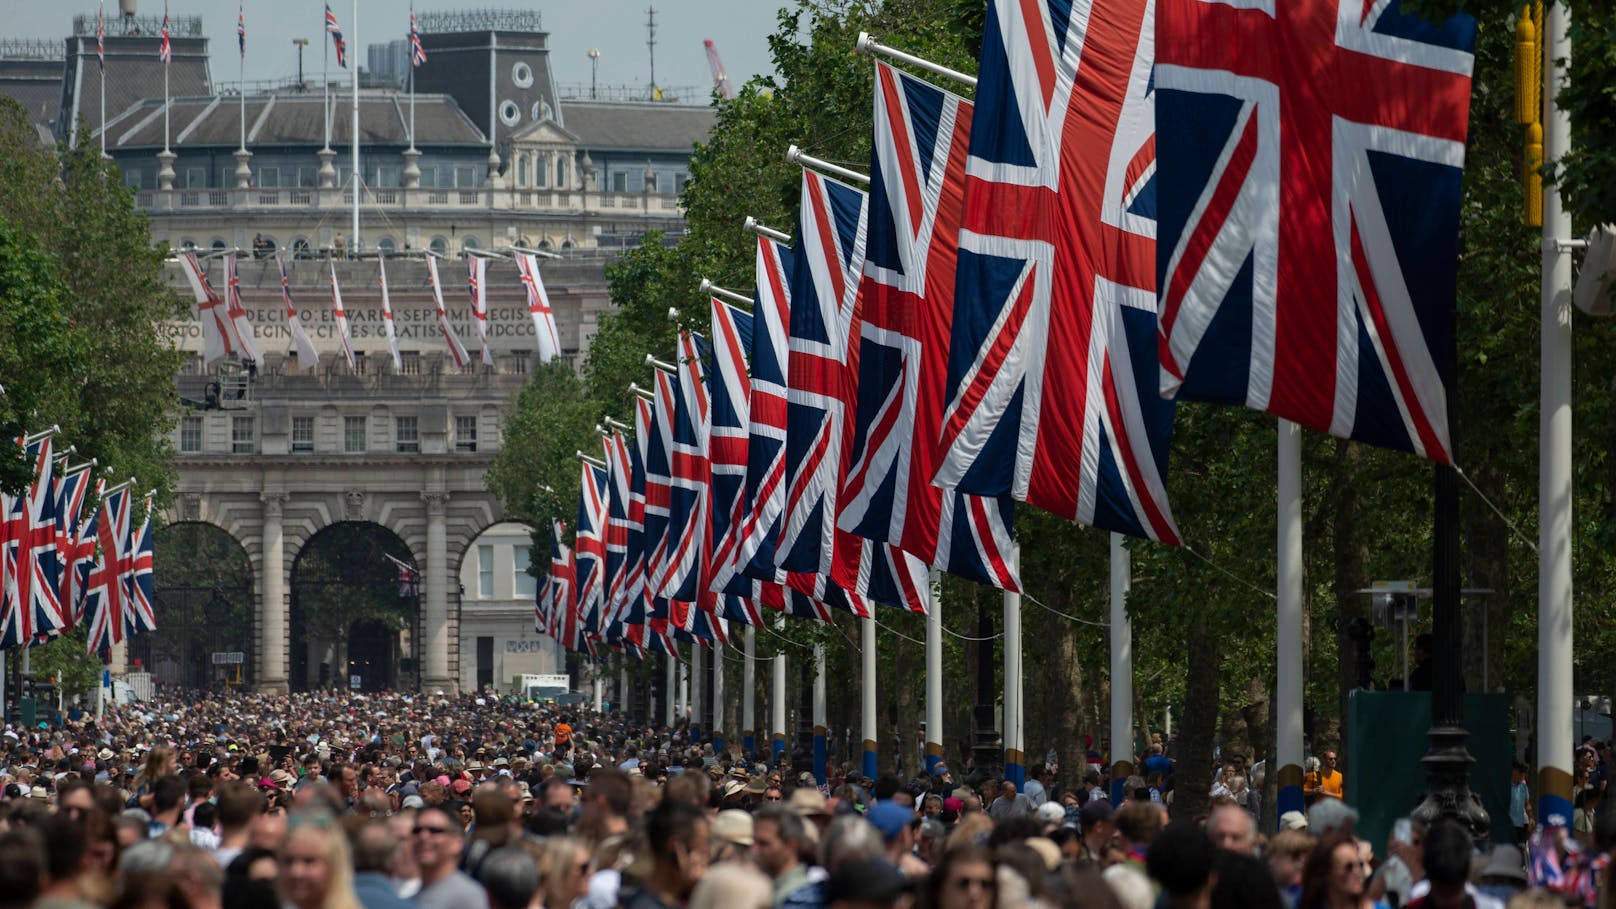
[935,0,1180,545]
[781,169,929,615]
[54,466,96,624]
[410,10,428,67]
[515,253,563,363]
[616,395,655,654]
[159,5,171,63]
[543,520,575,643]
[96,3,105,70]
[842,62,1019,591]
[574,460,608,650]
[1154,0,1475,464]
[659,330,711,607]
[326,4,348,69]
[0,438,66,648]
[642,370,678,647]
[238,3,246,57]
[600,428,632,647]
[82,487,131,654]
[123,495,157,637]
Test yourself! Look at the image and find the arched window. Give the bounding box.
[517,156,528,187]
[179,238,198,251]
[557,156,568,188]
[210,239,228,253]
[561,239,574,250]
[538,239,553,251]
[376,236,397,253]
[460,236,480,253]
[292,237,312,258]
[429,236,449,256]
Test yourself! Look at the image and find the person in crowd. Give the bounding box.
[626,799,710,909]
[754,804,814,905]
[278,815,361,909]
[690,863,774,909]
[1206,803,1257,856]
[348,822,412,909]
[1297,831,1381,909]
[918,845,994,909]
[408,804,484,909]
[479,846,542,909]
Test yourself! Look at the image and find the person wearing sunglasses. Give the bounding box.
[921,846,995,909]
[409,804,485,909]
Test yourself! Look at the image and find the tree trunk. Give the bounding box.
[893,613,920,778]
[1053,609,1086,789]
[1174,607,1222,821]
[1332,440,1370,760]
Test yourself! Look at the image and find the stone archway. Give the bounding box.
[288,521,417,693]
[136,522,254,690]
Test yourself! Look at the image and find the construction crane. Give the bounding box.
[704,39,736,99]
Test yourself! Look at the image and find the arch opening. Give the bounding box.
[289,522,418,693]
[140,522,255,691]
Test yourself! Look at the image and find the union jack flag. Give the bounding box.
[328,260,357,371]
[617,395,654,652]
[935,0,1180,545]
[325,4,347,69]
[96,3,104,70]
[600,429,632,646]
[159,6,171,63]
[735,238,795,587]
[1154,0,1475,464]
[82,487,131,653]
[237,3,245,57]
[661,330,711,606]
[781,169,929,615]
[54,467,96,624]
[276,254,320,372]
[575,460,608,648]
[515,253,563,363]
[225,252,264,366]
[410,10,427,67]
[123,495,157,637]
[0,439,66,647]
[466,255,494,366]
[542,520,574,643]
[642,370,676,636]
[708,297,817,626]
[425,256,472,370]
[842,62,1019,591]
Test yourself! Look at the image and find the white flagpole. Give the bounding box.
[238,3,245,152]
[742,626,756,760]
[1538,1,1575,832]
[350,0,360,252]
[1276,421,1305,818]
[99,1,105,158]
[322,10,330,152]
[712,641,725,745]
[663,651,676,727]
[409,2,417,150]
[861,614,877,780]
[925,570,943,776]
[772,614,787,768]
[812,642,827,783]
[162,3,170,154]
[1003,546,1023,789]
[1109,533,1132,801]
[692,644,704,736]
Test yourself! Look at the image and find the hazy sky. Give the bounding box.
[3,0,786,98]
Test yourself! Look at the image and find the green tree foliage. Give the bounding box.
[0,99,186,498]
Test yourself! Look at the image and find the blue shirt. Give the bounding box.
[1509,780,1530,826]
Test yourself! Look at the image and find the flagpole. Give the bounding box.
[772,614,787,768]
[162,10,169,153]
[98,1,105,157]
[712,640,725,751]
[1003,546,1023,790]
[1109,533,1132,802]
[1538,0,1575,833]
[812,642,827,784]
[99,49,106,157]
[861,614,877,780]
[409,1,417,150]
[691,643,704,739]
[350,0,360,253]
[239,4,245,152]
[742,625,756,760]
[322,12,330,152]
[1276,420,1306,819]
[663,651,676,726]
[924,570,943,775]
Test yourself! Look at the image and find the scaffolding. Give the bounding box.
[413,9,542,34]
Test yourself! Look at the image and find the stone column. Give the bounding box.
[422,492,452,692]
[260,492,288,692]
[234,148,254,189]
[156,150,177,191]
[402,148,422,189]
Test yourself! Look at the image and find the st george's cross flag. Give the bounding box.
[224,252,265,366]
[841,61,1019,590]
[327,260,357,370]
[276,254,321,371]
[425,255,472,370]
[515,253,564,363]
[180,253,244,365]
[377,257,404,371]
[467,255,495,367]
[1153,0,1475,463]
[935,0,1180,545]
[780,169,930,616]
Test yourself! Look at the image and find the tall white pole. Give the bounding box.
[742,626,757,760]
[99,41,105,157]
[1109,533,1132,801]
[663,651,675,727]
[1003,546,1023,789]
[861,615,878,780]
[322,19,330,151]
[772,616,787,767]
[691,644,704,736]
[712,640,725,747]
[812,642,827,784]
[350,0,360,252]
[239,22,246,151]
[925,571,944,776]
[678,649,690,720]
[1538,1,1575,831]
[163,44,169,152]
[1276,420,1305,818]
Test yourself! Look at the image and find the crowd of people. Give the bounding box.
[0,689,1613,909]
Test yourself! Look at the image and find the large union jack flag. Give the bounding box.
[123,495,157,637]
[781,169,929,615]
[540,519,574,642]
[325,4,348,68]
[55,466,97,624]
[82,487,131,654]
[936,0,1179,545]
[618,394,655,653]
[642,370,678,641]
[1154,0,1474,463]
[574,461,608,652]
[660,330,711,606]
[842,61,1019,591]
[600,428,632,646]
[1,439,65,648]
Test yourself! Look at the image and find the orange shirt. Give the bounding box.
[555,723,572,746]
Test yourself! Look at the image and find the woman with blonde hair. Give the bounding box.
[540,835,593,909]
[689,862,773,909]
[279,814,363,909]
[132,747,176,808]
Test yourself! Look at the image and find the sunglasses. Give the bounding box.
[951,877,994,892]
[412,825,451,836]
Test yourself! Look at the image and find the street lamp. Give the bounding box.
[587,49,601,100]
[293,38,310,91]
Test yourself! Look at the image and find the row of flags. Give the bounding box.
[538,0,1477,655]
[177,251,564,372]
[132,3,424,72]
[0,434,157,656]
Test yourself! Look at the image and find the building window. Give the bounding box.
[518,156,529,186]
[376,236,396,253]
[513,545,536,598]
[180,415,203,453]
[231,416,255,454]
[428,237,448,256]
[298,165,318,187]
[395,416,419,453]
[259,166,280,188]
[454,416,478,452]
[351,350,366,375]
[399,350,422,375]
[376,165,400,188]
[455,165,477,187]
[291,416,314,453]
[477,545,494,598]
[185,166,208,188]
[124,170,143,190]
[344,416,367,453]
[611,171,629,193]
[460,236,480,254]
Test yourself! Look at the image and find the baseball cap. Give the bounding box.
[865,801,914,841]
